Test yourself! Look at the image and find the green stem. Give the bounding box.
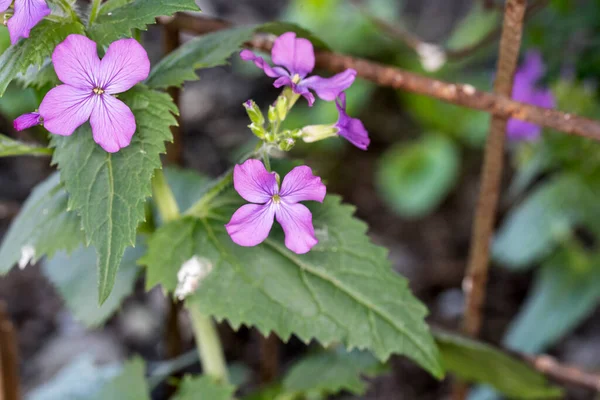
[262,148,272,172]
[189,306,229,382]
[186,171,233,218]
[151,168,228,383]
[88,0,102,26]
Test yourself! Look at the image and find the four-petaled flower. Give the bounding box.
[241,32,356,106]
[334,93,370,150]
[0,0,50,44]
[507,50,555,141]
[225,159,326,254]
[38,34,150,152]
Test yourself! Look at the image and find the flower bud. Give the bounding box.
[268,105,278,124]
[248,123,266,139]
[243,99,264,126]
[300,124,338,143]
[275,95,289,121]
[278,137,296,151]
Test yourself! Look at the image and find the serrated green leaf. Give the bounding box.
[50,86,177,303]
[87,0,199,45]
[493,174,596,270]
[147,27,255,89]
[89,357,150,400]
[0,172,82,274]
[16,60,60,90]
[173,375,235,400]
[142,193,444,378]
[377,135,460,218]
[503,250,600,353]
[257,22,330,50]
[0,134,52,157]
[0,19,85,96]
[42,239,144,327]
[282,348,386,397]
[434,331,562,399]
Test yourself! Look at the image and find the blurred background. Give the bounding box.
[2,0,600,398]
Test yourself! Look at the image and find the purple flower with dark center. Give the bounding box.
[0,0,51,45]
[240,32,356,106]
[334,93,370,150]
[14,112,41,130]
[38,34,150,153]
[225,159,326,254]
[507,51,555,141]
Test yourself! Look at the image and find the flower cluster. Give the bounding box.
[0,0,50,44]
[508,51,555,141]
[15,34,150,152]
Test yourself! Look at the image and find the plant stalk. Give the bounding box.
[88,0,103,26]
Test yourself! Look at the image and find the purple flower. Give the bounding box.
[507,51,555,141]
[38,34,150,153]
[334,93,370,150]
[14,112,42,130]
[240,32,356,106]
[0,0,51,45]
[225,159,326,254]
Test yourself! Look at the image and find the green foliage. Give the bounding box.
[445,2,500,51]
[377,135,460,218]
[89,357,150,400]
[87,0,199,45]
[142,191,444,378]
[0,173,82,274]
[51,86,177,303]
[163,167,211,215]
[147,27,256,89]
[492,174,598,270]
[0,134,52,157]
[43,240,144,327]
[173,375,236,400]
[282,348,386,397]
[503,248,600,353]
[257,22,330,50]
[0,19,85,96]
[434,331,562,399]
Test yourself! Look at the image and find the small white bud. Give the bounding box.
[416,43,447,72]
[174,256,213,300]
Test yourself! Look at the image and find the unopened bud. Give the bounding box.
[278,137,296,151]
[275,95,288,121]
[301,124,338,143]
[248,123,266,139]
[243,99,264,126]
[264,130,276,142]
[268,105,278,124]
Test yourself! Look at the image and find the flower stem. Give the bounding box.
[151,168,229,383]
[88,0,103,26]
[189,306,229,382]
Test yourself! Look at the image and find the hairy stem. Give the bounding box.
[151,169,180,222]
[189,306,229,382]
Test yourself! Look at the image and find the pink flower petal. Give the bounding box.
[233,159,278,204]
[271,32,315,78]
[89,94,136,153]
[99,38,151,94]
[225,203,275,247]
[14,112,41,131]
[335,93,370,150]
[280,166,326,204]
[39,85,96,136]
[301,69,357,102]
[0,0,12,13]
[7,0,51,44]
[275,203,318,254]
[240,50,287,78]
[52,34,100,89]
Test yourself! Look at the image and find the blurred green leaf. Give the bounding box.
[0,134,52,157]
[43,239,144,327]
[435,331,562,399]
[377,135,460,218]
[446,3,500,50]
[173,375,235,400]
[0,173,82,274]
[282,348,387,397]
[257,22,330,50]
[163,167,211,214]
[503,248,600,353]
[493,174,597,270]
[89,357,150,400]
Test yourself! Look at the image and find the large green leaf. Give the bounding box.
[142,192,444,378]
[87,0,199,45]
[0,173,82,274]
[51,86,177,303]
[282,348,386,397]
[42,240,144,327]
[492,174,597,270]
[434,331,562,399]
[173,375,235,400]
[503,249,600,353]
[0,19,85,96]
[0,134,52,157]
[146,27,255,89]
[377,135,460,218]
[89,357,150,400]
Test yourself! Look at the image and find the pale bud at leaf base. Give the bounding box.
[301,124,339,143]
[243,99,265,126]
